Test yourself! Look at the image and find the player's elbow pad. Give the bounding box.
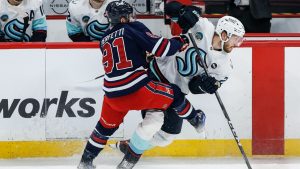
[31,30,47,42]
[69,33,91,42]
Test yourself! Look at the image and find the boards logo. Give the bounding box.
[132,0,147,14]
[50,0,69,15]
[0,91,96,118]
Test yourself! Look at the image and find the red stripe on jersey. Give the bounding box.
[153,81,172,88]
[148,81,174,96]
[178,101,191,116]
[155,39,168,57]
[104,71,146,87]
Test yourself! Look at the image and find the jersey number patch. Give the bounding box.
[102,37,133,74]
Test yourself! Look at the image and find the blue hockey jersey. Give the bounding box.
[100,21,183,98]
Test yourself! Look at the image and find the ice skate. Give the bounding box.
[109,140,129,154]
[77,150,96,169]
[77,159,95,169]
[188,109,206,133]
[116,147,141,169]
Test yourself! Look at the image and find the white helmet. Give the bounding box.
[215,16,245,39]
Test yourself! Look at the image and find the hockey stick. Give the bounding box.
[21,16,29,42]
[187,32,252,169]
[75,74,105,84]
[94,74,104,80]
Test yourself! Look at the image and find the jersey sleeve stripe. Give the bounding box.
[154,38,168,57]
[161,42,170,58]
[102,74,148,92]
[104,70,146,87]
[32,18,47,31]
[104,66,144,81]
[151,37,163,54]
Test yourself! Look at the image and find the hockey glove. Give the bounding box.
[177,6,202,34]
[30,30,47,42]
[69,32,91,42]
[0,31,6,42]
[173,34,190,52]
[0,35,7,42]
[188,74,220,94]
[164,1,185,18]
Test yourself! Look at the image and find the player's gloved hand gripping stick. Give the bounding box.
[188,31,252,169]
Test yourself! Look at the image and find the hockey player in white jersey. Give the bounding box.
[111,1,245,168]
[66,0,111,41]
[147,1,245,147]
[0,0,47,42]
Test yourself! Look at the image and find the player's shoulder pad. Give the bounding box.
[24,0,43,10]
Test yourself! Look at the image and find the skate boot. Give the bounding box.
[77,159,95,169]
[187,109,206,133]
[109,140,129,154]
[77,150,96,169]
[116,147,141,169]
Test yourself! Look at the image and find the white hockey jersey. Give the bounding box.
[151,17,233,94]
[66,0,111,41]
[0,0,47,42]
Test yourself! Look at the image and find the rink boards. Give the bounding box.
[0,41,299,158]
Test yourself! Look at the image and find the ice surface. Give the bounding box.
[0,154,299,169]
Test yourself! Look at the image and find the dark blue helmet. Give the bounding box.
[106,0,133,25]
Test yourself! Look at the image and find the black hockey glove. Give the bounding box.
[164,1,185,18]
[172,34,190,51]
[0,35,7,42]
[30,30,47,42]
[69,32,91,42]
[165,2,202,34]
[0,31,6,42]
[177,6,202,34]
[188,74,221,94]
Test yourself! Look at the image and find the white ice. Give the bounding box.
[0,154,299,169]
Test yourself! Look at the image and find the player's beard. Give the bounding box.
[223,42,234,53]
[89,0,105,9]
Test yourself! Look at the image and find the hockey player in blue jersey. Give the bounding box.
[0,0,47,42]
[111,1,246,168]
[66,0,111,42]
[76,1,201,169]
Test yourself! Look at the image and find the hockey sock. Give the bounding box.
[169,84,197,119]
[174,98,197,119]
[128,131,154,155]
[82,121,118,161]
